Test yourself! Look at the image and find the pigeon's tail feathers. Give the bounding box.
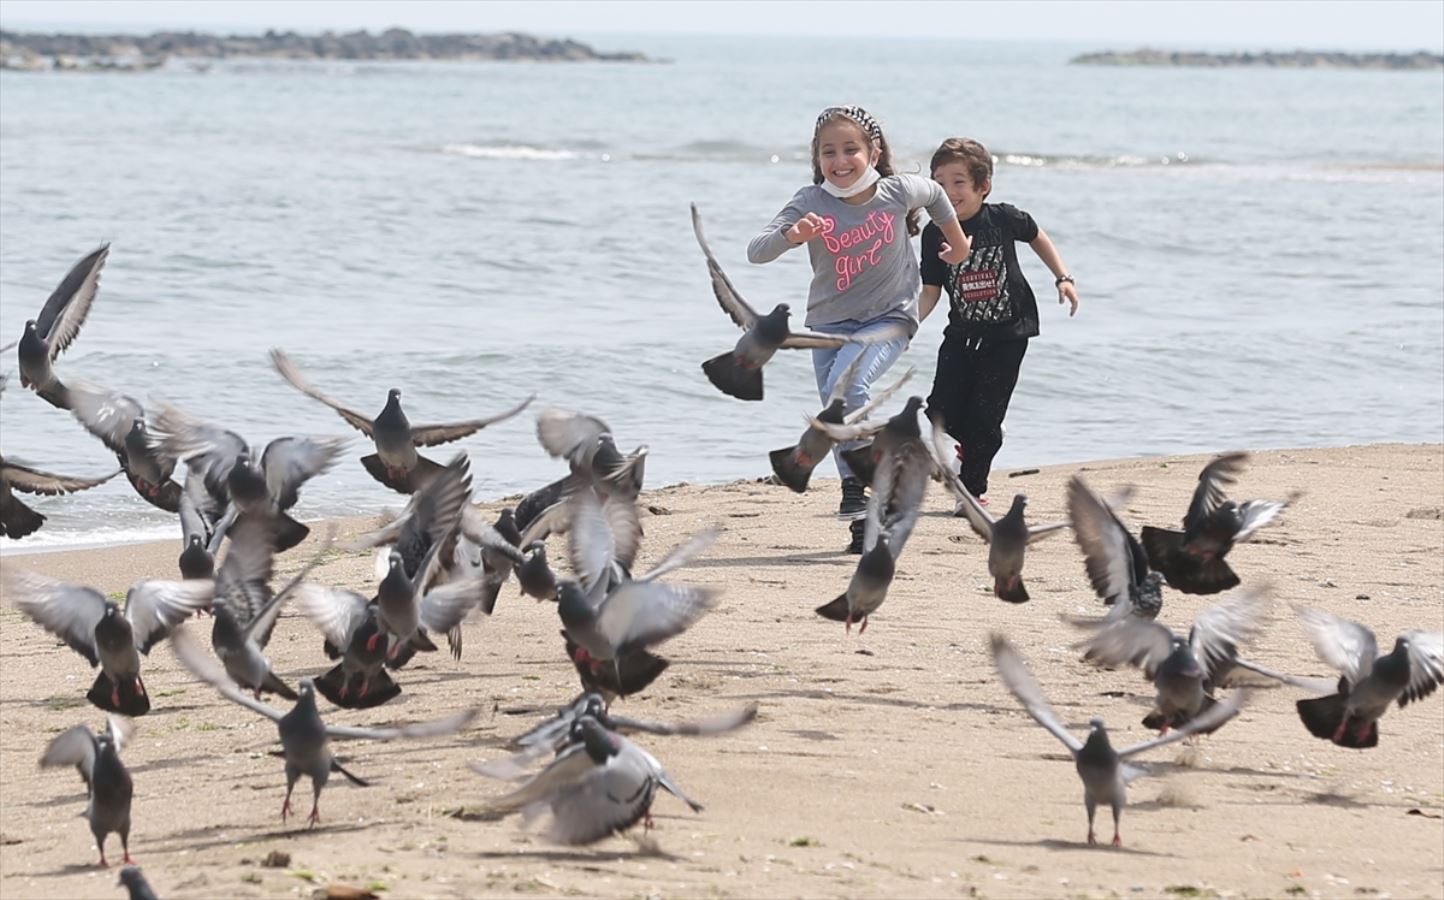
[1297,693,1377,748]
[360,453,411,494]
[839,444,877,488]
[768,446,814,493]
[87,672,149,717]
[1141,709,1167,731]
[701,352,763,401]
[447,624,465,659]
[314,663,401,710]
[1139,526,1184,571]
[995,577,1030,605]
[406,454,446,493]
[330,758,370,787]
[815,594,851,622]
[270,511,310,554]
[479,579,503,617]
[2,498,46,539]
[261,670,297,701]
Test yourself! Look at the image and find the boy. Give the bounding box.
[919,138,1079,510]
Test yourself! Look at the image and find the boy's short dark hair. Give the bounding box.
[930,138,993,196]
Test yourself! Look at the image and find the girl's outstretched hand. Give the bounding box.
[787,212,827,244]
[1058,281,1080,317]
[938,233,972,265]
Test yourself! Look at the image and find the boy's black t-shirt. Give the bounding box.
[920,202,1041,342]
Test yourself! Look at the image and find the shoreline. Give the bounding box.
[2,441,1441,899]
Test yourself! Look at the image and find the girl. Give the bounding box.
[748,105,971,553]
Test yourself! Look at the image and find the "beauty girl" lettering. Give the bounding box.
[820,211,897,292]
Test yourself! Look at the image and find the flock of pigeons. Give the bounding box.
[1,228,1441,898]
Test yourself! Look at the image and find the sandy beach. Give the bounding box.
[0,442,1440,900]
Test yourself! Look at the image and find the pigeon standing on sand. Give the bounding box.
[1067,586,1271,733]
[171,628,478,827]
[5,569,214,715]
[691,204,904,401]
[269,349,533,494]
[39,716,134,866]
[1140,452,1291,595]
[1290,605,1443,748]
[989,633,1247,847]
[0,453,118,540]
[932,420,1067,603]
[69,382,183,513]
[1066,476,1163,620]
[472,715,703,845]
[14,243,109,409]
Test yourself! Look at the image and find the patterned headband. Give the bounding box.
[815,105,882,143]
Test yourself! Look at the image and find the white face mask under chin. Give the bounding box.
[821,165,881,199]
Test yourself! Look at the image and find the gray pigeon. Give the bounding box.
[932,420,1067,603]
[504,692,759,760]
[177,475,216,580]
[1291,605,1443,748]
[117,866,159,900]
[990,633,1247,847]
[270,348,533,494]
[535,409,648,499]
[5,568,214,715]
[1067,586,1271,733]
[171,627,478,827]
[769,355,914,493]
[39,715,134,866]
[556,489,719,682]
[516,541,558,602]
[150,402,348,553]
[691,204,905,401]
[69,381,183,513]
[0,452,118,540]
[293,585,399,709]
[472,715,703,845]
[15,243,109,409]
[1066,476,1163,620]
[1140,452,1291,595]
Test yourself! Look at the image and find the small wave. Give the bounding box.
[0,523,179,555]
[993,151,1195,169]
[440,143,583,161]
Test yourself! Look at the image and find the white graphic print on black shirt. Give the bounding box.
[951,242,1015,326]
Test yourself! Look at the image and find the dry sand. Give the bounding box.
[1,443,1441,900]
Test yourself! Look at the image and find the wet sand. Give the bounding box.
[1,443,1441,900]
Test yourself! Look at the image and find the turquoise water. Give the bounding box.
[2,36,1441,547]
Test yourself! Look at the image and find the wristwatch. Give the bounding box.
[1055,274,1075,286]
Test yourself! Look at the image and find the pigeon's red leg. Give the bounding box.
[1086,830,1096,845]
[307,804,321,828]
[1332,720,1349,743]
[859,615,869,634]
[845,612,853,634]
[1111,831,1121,848]
[281,786,294,822]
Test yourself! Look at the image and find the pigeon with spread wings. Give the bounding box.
[39,716,135,866]
[68,381,183,513]
[14,244,109,409]
[0,452,117,540]
[270,348,532,494]
[692,204,905,401]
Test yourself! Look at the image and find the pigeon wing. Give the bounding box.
[69,381,144,453]
[4,569,106,664]
[410,394,536,447]
[1117,689,1249,757]
[989,633,1084,754]
[1400,631,1444,706]
[1184,451,1247,531]
[291,584,372,648]
[124,578,216,653]
[261,435,348,511]
[268,349,376,437]
[1293,603,1379,685]
[1188,585,1272,685]
[1066,476,1139,606]
[35,244,108,358]
[596,582,719,654]
[690,204,759,330]
[1,459,117,496]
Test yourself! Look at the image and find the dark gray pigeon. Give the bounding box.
[150,401,347,553]
[770,356,914,493]
[472,715,703,845]
[5,568,214,715]
[1140,452,1291,595]
[0,452,118,540]
[1067,586,1271,733]
[172,627,479,827]
[691,204,905,401]
[990,633,1247,847]
[535,409,648,500]
[117,866,159,900]
[69,381,183,513]
[1066,476,1163,621]
[516,541,558,602]
[1291,605,1443,748]
[270,348,533,494]
[176,475,216,580]
[932,420,1067,603]
[39,715,134,866]
[15,243,109,409]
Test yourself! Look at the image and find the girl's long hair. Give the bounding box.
[810,108,920,237]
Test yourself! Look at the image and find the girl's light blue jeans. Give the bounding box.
[809,317,910,480]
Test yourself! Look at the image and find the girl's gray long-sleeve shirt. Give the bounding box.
[747,173,957,334]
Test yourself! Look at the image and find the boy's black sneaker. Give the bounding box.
[845,517,866,554]
[837,476,867,521]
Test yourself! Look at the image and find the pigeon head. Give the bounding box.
[297,677,317,700]
[187,534,203,548]
[885,396,925,438]
[117,867,148,891]
[582,694,606,718]
[1088,716,1105,731]
[388,388,402,400]
[575,716,620,763]
[23,319,37,333]
[1010,494,1028,512]
[556,580,594,629]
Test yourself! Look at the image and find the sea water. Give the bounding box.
[1,35,1441,549]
